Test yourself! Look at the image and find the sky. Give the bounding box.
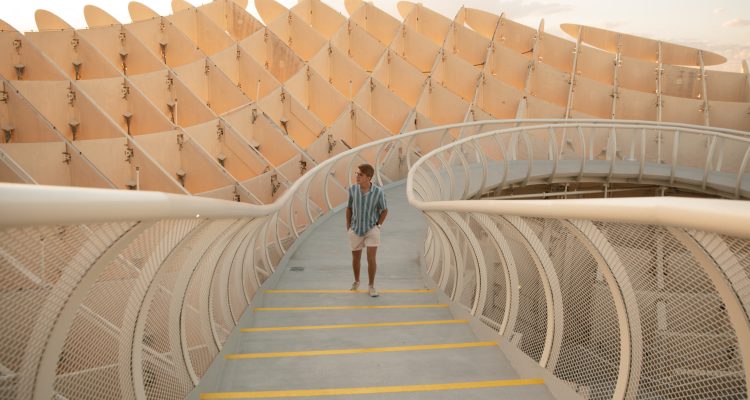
[1,0,748,72]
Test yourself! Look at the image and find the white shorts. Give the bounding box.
[348,226,381,251]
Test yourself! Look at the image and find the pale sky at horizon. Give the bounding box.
[1,0,748,72]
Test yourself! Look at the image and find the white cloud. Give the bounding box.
[723,18,750,27]
[496,0,574,19]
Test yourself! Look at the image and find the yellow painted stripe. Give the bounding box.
[200,379,545,399]
[264,289,433,293]
[255,304,448,311]
[240,319,467,332]
[225,341,497,359]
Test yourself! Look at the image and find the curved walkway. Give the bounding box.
[191,183,554,399]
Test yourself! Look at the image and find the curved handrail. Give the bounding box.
[4,119,746,228]
[407,122,750,238]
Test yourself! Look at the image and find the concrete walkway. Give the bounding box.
[192,183,554,399]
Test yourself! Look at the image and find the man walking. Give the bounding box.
[346,164,388,297]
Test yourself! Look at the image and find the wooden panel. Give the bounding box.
[174,58,251,115]
[661,95,704,126]
[371,51,426,107]
[561,23,726,66]
[290,0,346,39]
[661,64,702,99]
[354,79,411,134]
[476,75,523,119]
[34,9,73,31]
[286,68,348,125]
[198,0,263,42]
[330,22,386,72]
[241,28,304,83]
[447,24,490,68]
[0,80,62,143]
[222,104,298,166]
[259,87,322,148]
[255,0,288,25]
[708,100,750,132]
[416,83,470,126]
[577,45,615,85]
[26,31,121,80]
[128,2,160,22]
[0,142,70,185]
[76,77,173,135]
[572,75,615,118]
[618,55,656,94]
[73,136,131,188]
[706,69,748,102]
[267,12,327,61]
[0,32,66,80]
[348,3,400,45]
[182,119,267,180]
[311,45,368,100]
[526,95,565,119]
[390,26,439,73]
[125,18,204,68]
[214,45,281,102]
[433,53,480,102]
[487,44,528,90]
[496,17,536,55]
[529,62,569,107]
[402,3,451,46]
[83,5,120,28]
[12,80,125,141]
[78,25,164,76]
[616,87,657,121]
[167,7,234,56]
[537,32,575,73]
[461,8,499,39]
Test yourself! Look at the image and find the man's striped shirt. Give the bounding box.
[347,184,387,236]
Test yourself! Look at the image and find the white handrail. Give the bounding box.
[407,122,750,238]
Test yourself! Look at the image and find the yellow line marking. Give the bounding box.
[264,289,433,293]
[225,341,497,359]
[240,319,467,332]
[200,379,545,399]
[255,304,448,311]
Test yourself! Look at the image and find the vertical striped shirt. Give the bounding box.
[347,184,387,236]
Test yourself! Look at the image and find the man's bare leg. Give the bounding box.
[366,246,378,287]
[351,249,362,286]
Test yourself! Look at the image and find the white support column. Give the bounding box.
[516,19,545,121]
[424,213,461,296]
[656,41,664,123]
[610,34,623,120]
[564,26,583,119]
[698,50,711,126]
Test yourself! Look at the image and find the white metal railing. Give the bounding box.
[1,119,748,399]
[407,122,750,399]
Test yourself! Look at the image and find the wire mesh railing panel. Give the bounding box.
[51,219,201,400]
[495,216,548,363]
[182,220,242,379]
[471,213,509,333]
[595,223,745,399]
[140,220,234,400]
[541,219,621,399]
[0,222,135,400]
[720,234,750,318]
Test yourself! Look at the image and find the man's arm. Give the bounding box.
[377,209,388,226]
[346,207,352,230]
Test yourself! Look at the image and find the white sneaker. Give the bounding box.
[369,286,379,297]
[350,281,360,291]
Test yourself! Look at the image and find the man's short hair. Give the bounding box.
[358,164,375,178]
